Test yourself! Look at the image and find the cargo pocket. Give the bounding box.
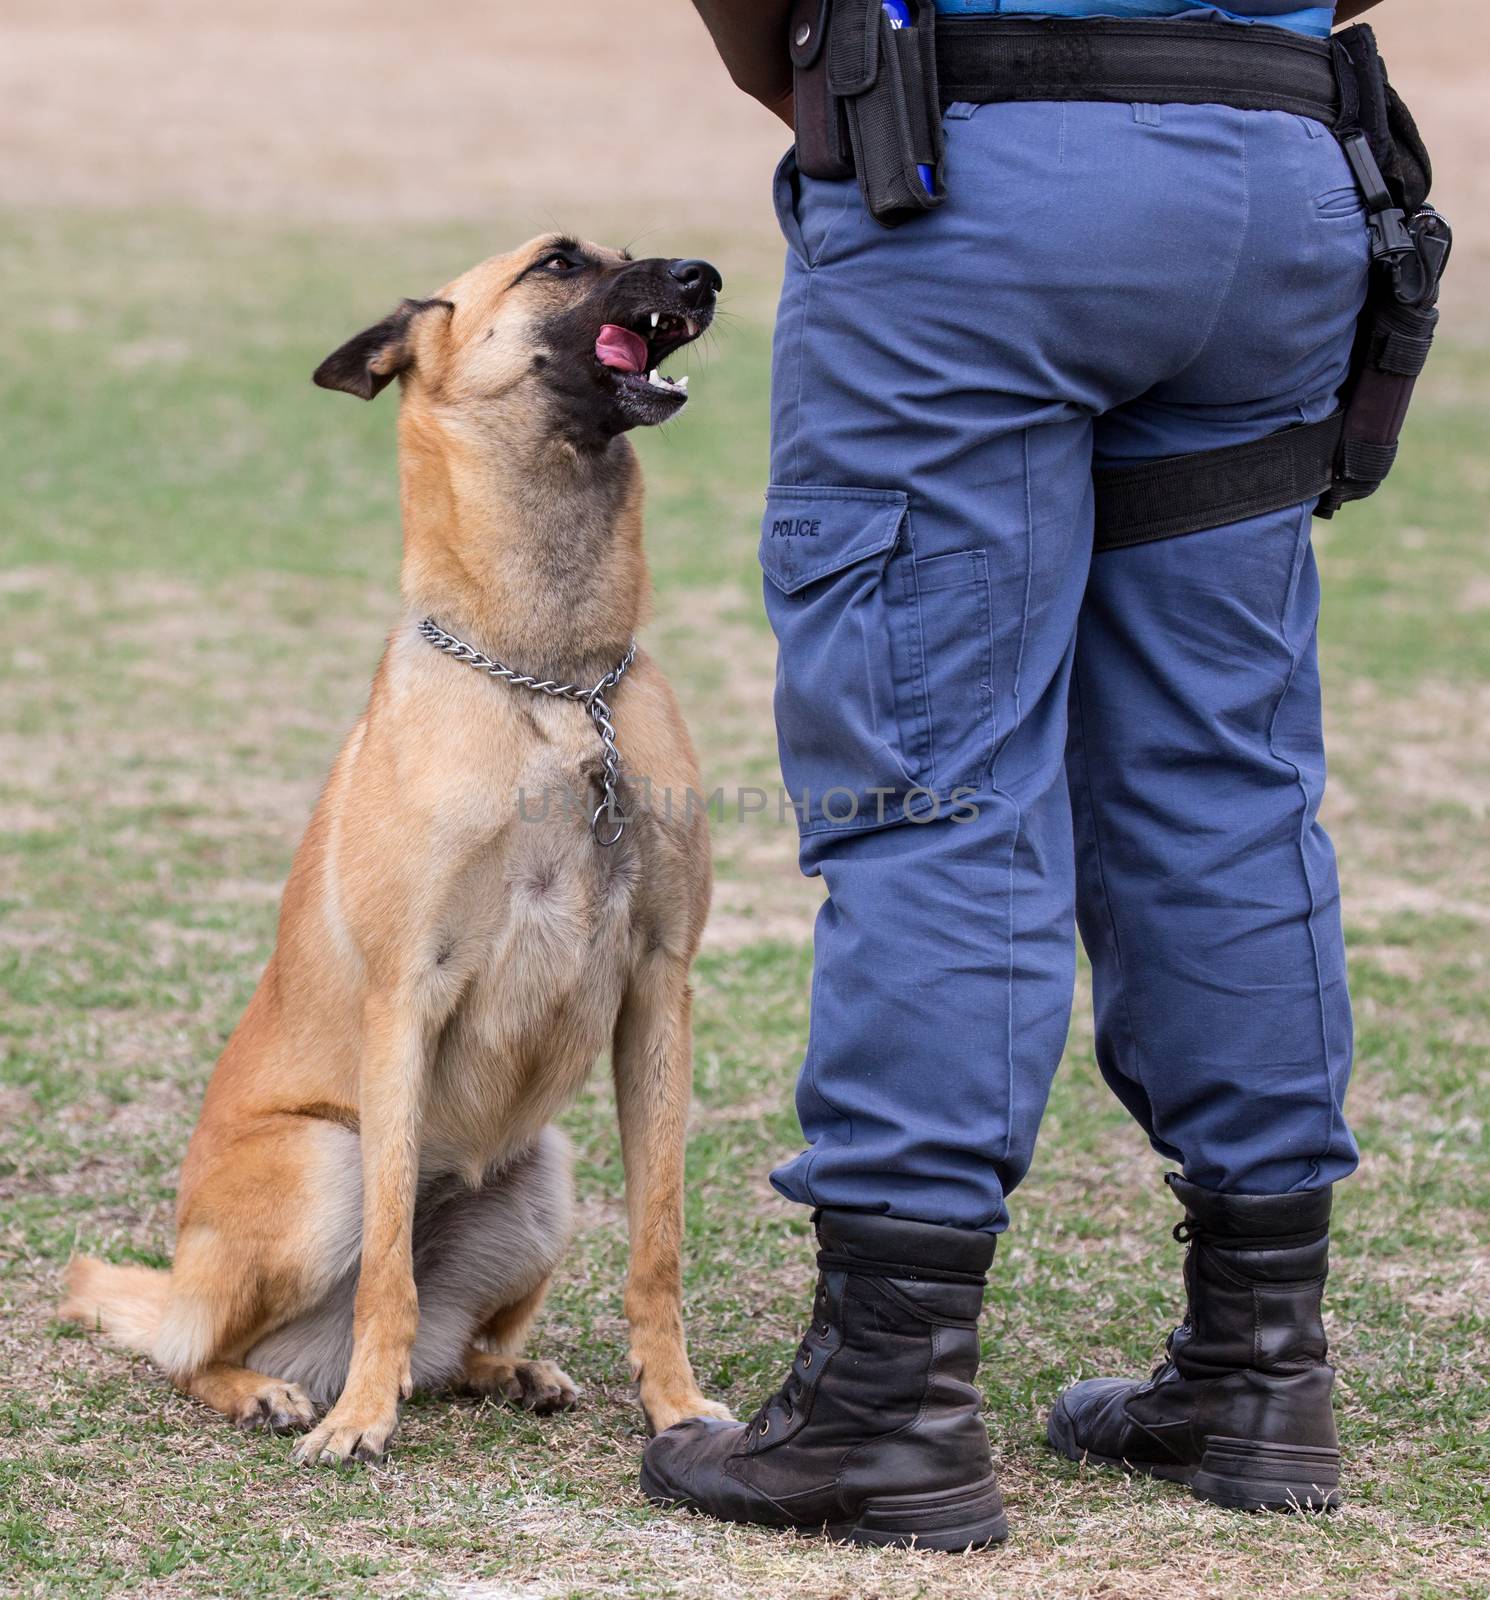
[898,547,995,799]
[760,485,993,837]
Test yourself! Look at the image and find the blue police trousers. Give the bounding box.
[763,100,1367,1232]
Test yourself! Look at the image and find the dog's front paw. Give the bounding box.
[292,1398,399,1467]
[643,1392,734,1435]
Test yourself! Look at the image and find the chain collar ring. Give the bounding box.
[416,616,637,845]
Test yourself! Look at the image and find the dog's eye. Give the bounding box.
[539,252,581,274]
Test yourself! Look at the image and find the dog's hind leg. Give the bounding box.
[247,1125,577,1412]
[154,1117,365,1428]
[58,1257,315,1430]
[422,1127,579,1413]
[461,1276,579,1414]
[475,1276,550,1351]
[180,1363,317,1434]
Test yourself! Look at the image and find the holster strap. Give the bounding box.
[1093,413,1344,552]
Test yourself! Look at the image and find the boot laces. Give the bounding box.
[1143,1223,1198,1384]
[746,1311,830,1436]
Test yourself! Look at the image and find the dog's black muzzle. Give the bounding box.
[607,256,721,360]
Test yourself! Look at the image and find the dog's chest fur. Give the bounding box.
[416,736,676,1181]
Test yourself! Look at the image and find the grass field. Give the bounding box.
[2,13,1489,1591]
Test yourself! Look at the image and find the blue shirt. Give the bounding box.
[932,2,1334,37]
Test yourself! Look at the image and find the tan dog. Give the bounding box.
[62,235,730,1465]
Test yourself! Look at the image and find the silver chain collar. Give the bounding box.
[416,616,638,846]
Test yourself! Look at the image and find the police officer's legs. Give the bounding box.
[1049,118,1367,1508]
[645,104,1135,1542]
[639,229,1101,1547]
[1053,490,1358,1510]
[1068,472,1358,1198]
[646,100,1368,1537]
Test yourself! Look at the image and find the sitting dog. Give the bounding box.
[62,235,730,1465]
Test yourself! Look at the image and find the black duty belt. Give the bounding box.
[934,16,1340,125]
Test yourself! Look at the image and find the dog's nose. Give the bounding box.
[669,258,723,302]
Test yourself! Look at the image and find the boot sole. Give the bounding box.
[1047,1408,1342,1513]
[641,1463,1009,1552]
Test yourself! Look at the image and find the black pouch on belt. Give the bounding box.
[1319,24,1452,515]
[792,0,855,179]
[814,0,944,227]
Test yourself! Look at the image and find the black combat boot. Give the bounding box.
[641,1208,1006,1550]
[1047,1175,1342,1511]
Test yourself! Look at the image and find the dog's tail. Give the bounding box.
[60,1256,172,1356]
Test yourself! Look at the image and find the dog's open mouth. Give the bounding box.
[593,310,707,421]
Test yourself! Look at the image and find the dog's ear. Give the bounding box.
[312,297,454,400]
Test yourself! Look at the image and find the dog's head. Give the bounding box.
[312,235,720,443]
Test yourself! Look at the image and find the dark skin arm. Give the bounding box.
[690,0,1388,126]
[690,0,795,127]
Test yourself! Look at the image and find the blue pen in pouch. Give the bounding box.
[880,0,936,196]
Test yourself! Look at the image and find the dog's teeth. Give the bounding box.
[676,374,689,390]
[650,312,660,329]
[649,369,661,385]
[685,318,697,338]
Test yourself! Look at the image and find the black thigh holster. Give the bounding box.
[1315,25,1451,516]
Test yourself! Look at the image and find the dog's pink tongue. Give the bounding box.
[595,324,648,374]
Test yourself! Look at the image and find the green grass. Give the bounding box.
[1,208,1487,1599]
